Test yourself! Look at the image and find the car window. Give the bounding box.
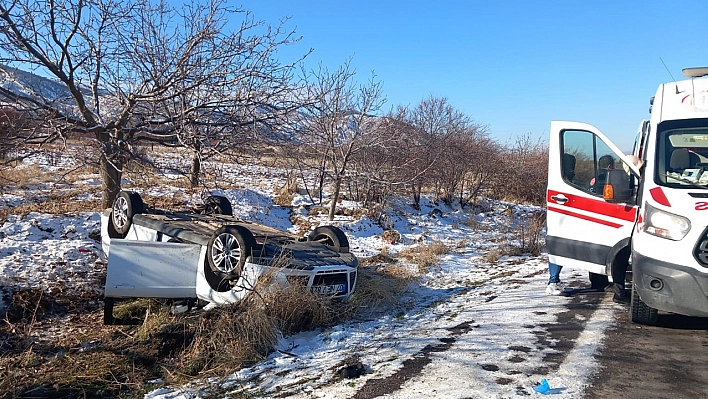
[561,129,626,196]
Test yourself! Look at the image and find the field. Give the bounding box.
[0,147,618,399]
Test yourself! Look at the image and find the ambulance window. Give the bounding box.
[561,129,619,196]
[656,119,708,188]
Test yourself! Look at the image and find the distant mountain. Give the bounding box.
[0,65,75,102]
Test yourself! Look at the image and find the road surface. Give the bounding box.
[586,303,708,399]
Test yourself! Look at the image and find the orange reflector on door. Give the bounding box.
[603,184,614,200]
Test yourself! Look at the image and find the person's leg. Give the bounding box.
[548,262,562,284]
[546,262,564,295]
[611,257,630,303]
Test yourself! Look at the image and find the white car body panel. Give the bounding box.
[105,239,201,298]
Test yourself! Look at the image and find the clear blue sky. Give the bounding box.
[236,0,708,151]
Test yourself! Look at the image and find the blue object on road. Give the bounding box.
[533,378,551,394]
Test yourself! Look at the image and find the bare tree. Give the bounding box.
[0,106,35,163]
[403,96,464,207]
[0,0,305,207]
[491,133,549,205]
[295,61,385,221]
[459,132,499,206]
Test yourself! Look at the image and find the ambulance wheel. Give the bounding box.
[202,195,233,216]
[589,273,609,291]
[630,282,658,325]
[207,225,255,277]
[308,226,349,253]
[112,191,144,235]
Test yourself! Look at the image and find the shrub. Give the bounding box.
[177,298,279,377]
[489,134,549,205]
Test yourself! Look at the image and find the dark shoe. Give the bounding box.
[613,290,630,304]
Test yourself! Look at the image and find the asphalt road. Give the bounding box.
[585,303,708,398]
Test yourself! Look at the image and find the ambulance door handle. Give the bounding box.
[551,194,568,204]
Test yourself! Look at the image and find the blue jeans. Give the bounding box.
[548,262,562,284]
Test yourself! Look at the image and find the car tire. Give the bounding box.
[111,191,145,235]
[207,225,255,278]
[631,281,658,325]
[203,257,232,292]
[308,226,349,253]
[106,211,124,239]
[203,195,233,216]
[589,272,609,291]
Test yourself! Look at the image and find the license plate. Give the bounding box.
[312,283,346,295]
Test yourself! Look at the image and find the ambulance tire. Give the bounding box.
[308,226,349,253]
[630,282,658,325]
[203,195,233,216]
[111,191,145,235]
[589,273,609,291]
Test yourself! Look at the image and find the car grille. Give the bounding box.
[313,272,348,286]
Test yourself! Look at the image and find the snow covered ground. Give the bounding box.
[0,155,623,398]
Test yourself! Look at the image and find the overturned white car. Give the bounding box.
[101,191,358,324]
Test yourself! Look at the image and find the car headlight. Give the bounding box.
[643,203,691,240]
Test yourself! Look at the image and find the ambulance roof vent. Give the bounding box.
[682,67,708,78]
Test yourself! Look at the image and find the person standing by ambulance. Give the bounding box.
[546,154,577,295]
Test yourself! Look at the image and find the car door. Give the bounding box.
[546,121,640,275]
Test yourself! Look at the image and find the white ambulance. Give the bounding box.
[547,67,708,325]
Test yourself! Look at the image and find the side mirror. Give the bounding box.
[603,169,634,203]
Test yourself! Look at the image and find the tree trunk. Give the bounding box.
[328,175,342,221]
[412,180,421,210]
[190,153,201,188]
[100,150,122,210]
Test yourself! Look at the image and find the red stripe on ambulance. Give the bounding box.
[547,206,623,228]
[547,190,637,223]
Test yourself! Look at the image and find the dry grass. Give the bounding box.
[272,179,299,207]
[345,264,412,318]
[176,300,279,378]
[381,229,401,244]
[515,211,546,256]
[484,247,504,264]
[398,241,450,273]
[0,190,101,223]
[483,212,546,263]
[0,161,103,223]
[264,282,337,335]
[0,260,417,398]
[289,215,313,235]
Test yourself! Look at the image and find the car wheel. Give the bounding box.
[111,191,145,235]
[203,257,232,292]
[106,211,124,239]
[630,281,658,325]
[207,225,255,277]
[589,272,609,291]
[203,195,233,216]
[308,226,349,253]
